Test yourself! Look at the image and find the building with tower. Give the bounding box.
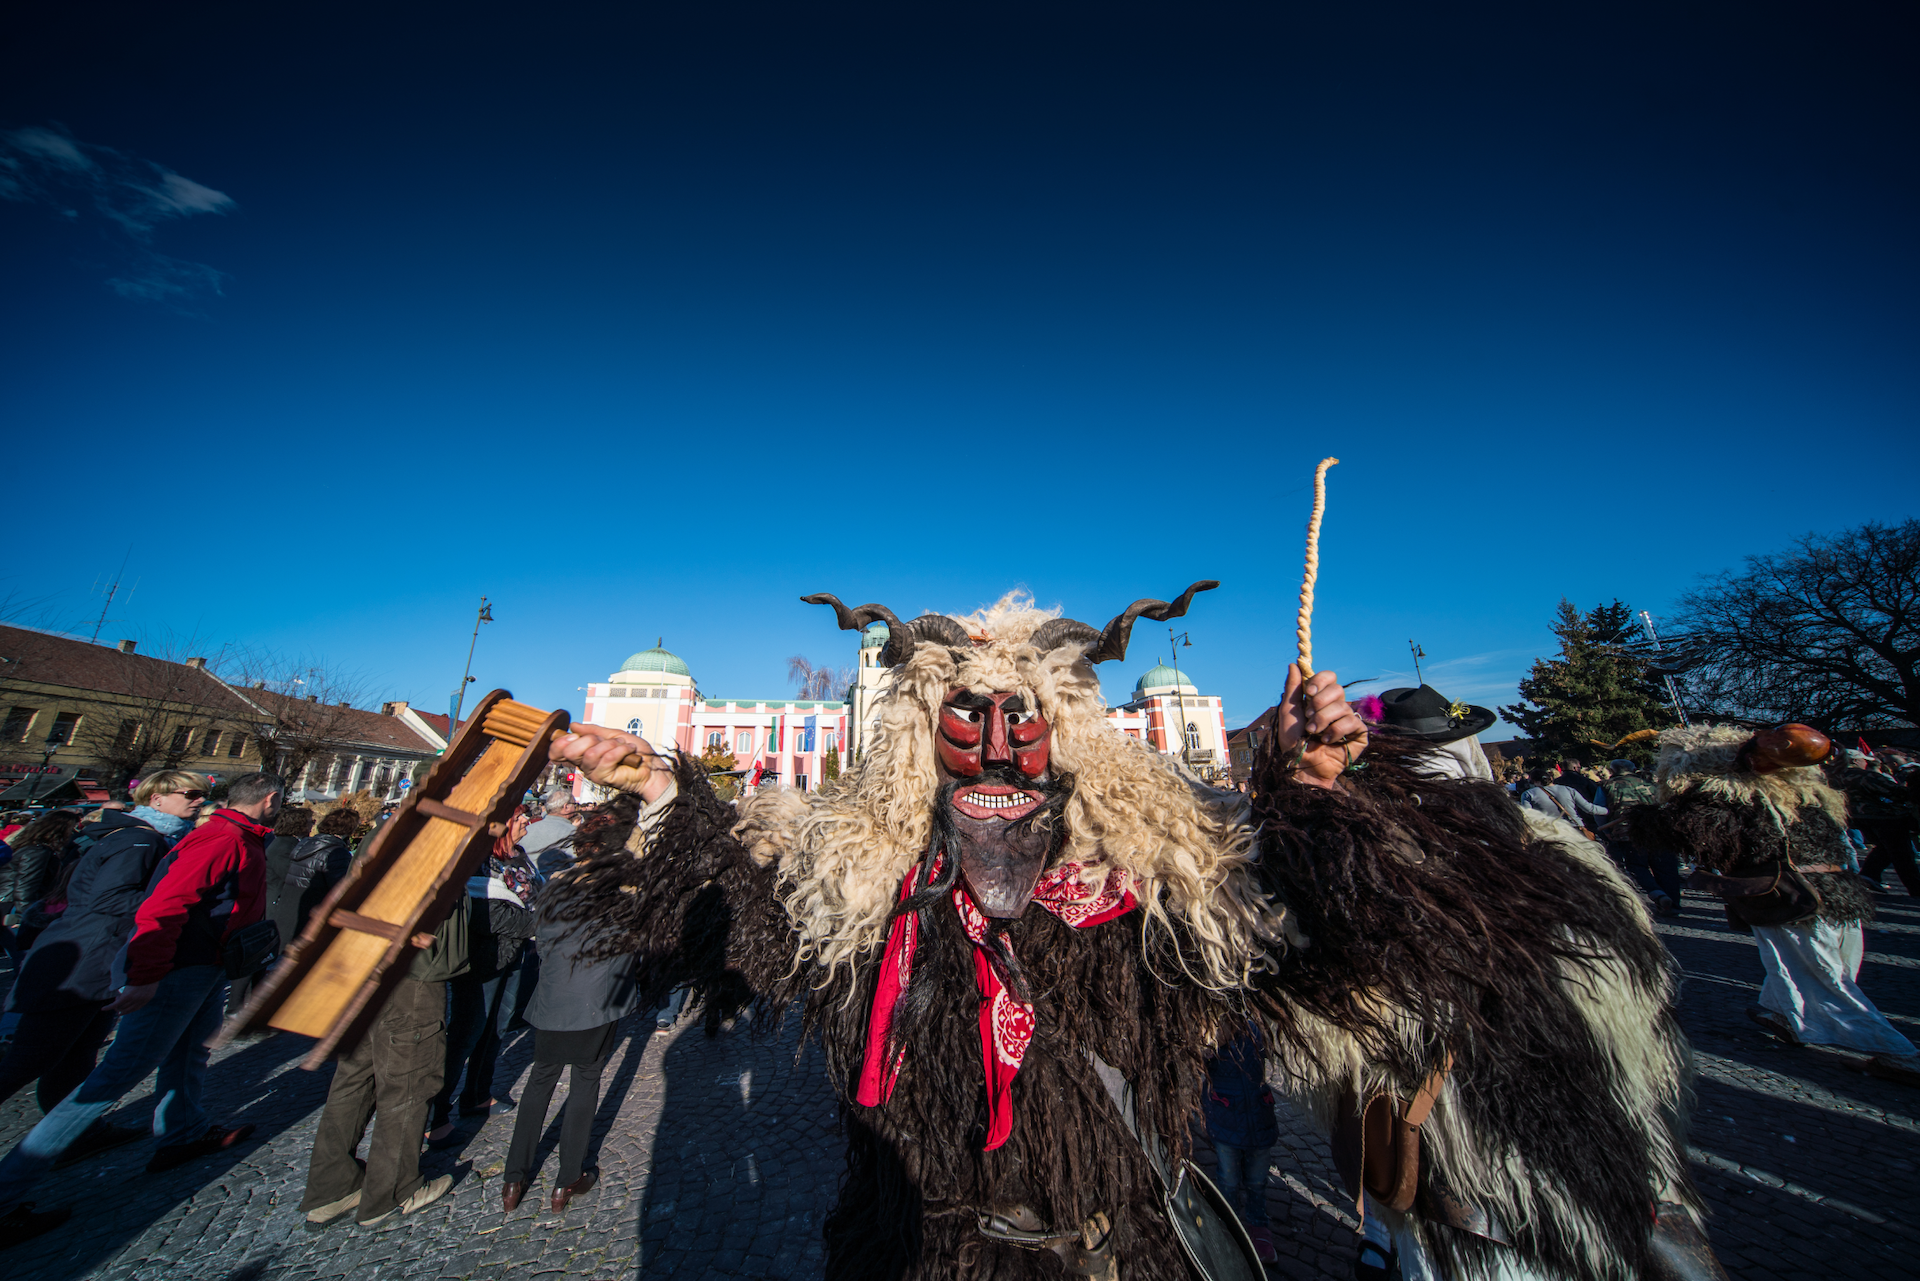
[1110,661,1229,780]
[578,626,1227,800]
[576,640,848,800]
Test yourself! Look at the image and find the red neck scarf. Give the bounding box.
[856,854,1137,1150]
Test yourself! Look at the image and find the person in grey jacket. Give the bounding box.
[499,807,643,1216]
[1520,769,1609,828]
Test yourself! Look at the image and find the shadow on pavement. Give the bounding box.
[2,1029,330,1280]
[1687,1075,1919,1277]
[636,1007,834,1278]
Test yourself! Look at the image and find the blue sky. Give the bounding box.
[3,2,1915,736]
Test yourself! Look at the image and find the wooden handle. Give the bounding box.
[550,723,656,775]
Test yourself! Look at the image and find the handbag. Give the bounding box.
[223,918,282,979]
[1685,862,1825,928]
[1332,1055,1453,1216]
[1538,786,1599,842]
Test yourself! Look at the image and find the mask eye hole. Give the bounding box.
[1006,711,1024,724]
[949,707,981,724]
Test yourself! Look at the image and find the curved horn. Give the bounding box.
[1087,580,1219,664]
[883,613,975,667]
[800,594,905,634]
[1028,618,1105,655]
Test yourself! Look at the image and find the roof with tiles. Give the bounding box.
[0,624,257,715]
[0,624,440,757]
[244,688,442,755]
[414,710,455,738]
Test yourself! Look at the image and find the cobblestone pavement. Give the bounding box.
[2,883,1913,1280]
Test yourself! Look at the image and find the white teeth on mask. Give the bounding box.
[963,791,1030,809]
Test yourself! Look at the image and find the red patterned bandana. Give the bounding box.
[856,855,1137,1150]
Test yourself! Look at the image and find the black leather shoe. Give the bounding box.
[52,1120,145,1170]
[146,1123,255,1172]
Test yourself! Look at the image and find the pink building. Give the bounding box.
[579,640,1223,800]
[576,642,847,798]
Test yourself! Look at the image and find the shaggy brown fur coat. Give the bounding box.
[1627,724,1875,930]
[1246,736,1694,1281]
[558,755,1233,1278]
[555,741,1698,1281]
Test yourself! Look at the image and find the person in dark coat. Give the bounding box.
[1201,1019,1280,1263]
[0,772,206,1245]
[273,807,360,941]
[0,811,82,959]
[1846,756,1920,896]
[500,799,643,1215]
[424,807,542,1141]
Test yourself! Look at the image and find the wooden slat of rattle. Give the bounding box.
[482,701,549,746]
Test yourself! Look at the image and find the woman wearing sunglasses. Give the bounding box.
[0,771,208,1169]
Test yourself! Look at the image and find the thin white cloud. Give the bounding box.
[0,123,234,309]
[7,125,94,173]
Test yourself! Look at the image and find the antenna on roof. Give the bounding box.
[88,546,136,645]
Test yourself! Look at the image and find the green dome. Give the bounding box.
[859,622,891,649]
[618,643,691,677]
[1134,662,1197,693]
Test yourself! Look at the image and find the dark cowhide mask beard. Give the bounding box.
[933,770,1070,918]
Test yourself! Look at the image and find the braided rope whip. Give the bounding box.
[1294,456,1339,679]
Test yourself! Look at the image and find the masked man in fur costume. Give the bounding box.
[1631,723,1919,1083]
[546,587,1719,1281]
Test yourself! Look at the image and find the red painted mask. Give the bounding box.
[937,688,1051,823]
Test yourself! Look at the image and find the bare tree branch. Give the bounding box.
[1672,520,1920,729]
[57,630,249,797]
[217,649,373,790]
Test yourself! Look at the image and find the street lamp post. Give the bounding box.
[450,596,494,732]
[1637,611,1690,728]
[22,735,64,807]
[1168,628,1195,770]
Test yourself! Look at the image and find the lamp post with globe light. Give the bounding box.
[1168,628,1195,768]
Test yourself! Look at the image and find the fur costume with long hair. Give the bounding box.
[550,591,1702,1280]
[1631,723,1873,928]
[1246,735,1697,1281]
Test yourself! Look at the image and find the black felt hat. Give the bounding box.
[1372,685,1498,744]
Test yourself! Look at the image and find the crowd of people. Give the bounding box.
[0,677,1915,1274]
[0,775,678,1249]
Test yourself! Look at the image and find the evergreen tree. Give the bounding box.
[699,744,739,801]
[823,746,841,782]
[1499,599,1676,768]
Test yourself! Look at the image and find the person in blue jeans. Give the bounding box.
[0,772,283,1251]
[1202,1018,1280,1264]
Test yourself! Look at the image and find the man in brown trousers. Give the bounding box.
[298,899,467,1229]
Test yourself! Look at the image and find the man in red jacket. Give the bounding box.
[0,772,283,1249]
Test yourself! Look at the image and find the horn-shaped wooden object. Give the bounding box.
[214,690,645,1068]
